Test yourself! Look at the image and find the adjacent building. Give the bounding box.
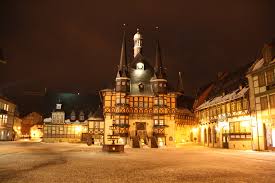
[246,40,275,151]
[21,112,43,138]
[0,97,16,140]
[43,103,89,143]
[194,64,253,150]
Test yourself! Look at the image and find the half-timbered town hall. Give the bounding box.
[100,29,197,147]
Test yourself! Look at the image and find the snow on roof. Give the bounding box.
[197,87,248,110]
[64,119,87,124]
[252,58,264,71]
[43,117,52,123]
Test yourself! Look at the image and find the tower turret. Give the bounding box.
[151,39,167,94]
[115,29,130,93]
[133,28,143,58]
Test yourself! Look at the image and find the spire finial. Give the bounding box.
[137,28,139,33]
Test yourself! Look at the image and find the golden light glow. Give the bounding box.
[241,121,250,128]
[75,126,82,133]
[158,138,164,147]
[118,138,124,144]
[30,129,42,139]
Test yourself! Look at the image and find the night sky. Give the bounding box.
[0,0,274,96]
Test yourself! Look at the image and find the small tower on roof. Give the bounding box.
[151,27,168,95]
[177,71,184,95]
[115,25,130,93]
[133,28,143,58]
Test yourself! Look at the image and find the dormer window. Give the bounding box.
[136,62,144,70]
[70,111,76,121]
[138,83,144,91]
[79,111,85,121]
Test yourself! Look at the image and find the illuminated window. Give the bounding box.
[231,102,236,112]
[122,81,125,85]
[236,101,242,111]
[222,104,225,113]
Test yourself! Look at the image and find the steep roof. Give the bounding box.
[89,105,104,120]
[248,39,275,73]
[194,62,253,110]
[117,31,129,78]
[154,40,166,79]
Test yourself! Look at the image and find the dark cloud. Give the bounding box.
[0,0,274,95]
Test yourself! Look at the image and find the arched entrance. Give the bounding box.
[204,128,207,144]
[208,127,212,146]
[190,132,193,142]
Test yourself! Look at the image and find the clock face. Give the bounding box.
[136,62,144,70]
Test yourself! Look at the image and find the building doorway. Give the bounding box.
[136,122,147,145]
[263,123,268,150]
[208,127,212,146]
[222,133,229,148]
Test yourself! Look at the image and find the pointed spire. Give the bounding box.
[117,24,128,78]
[155,39,162,70]
[154,27,166,79]
[177,72,184,94]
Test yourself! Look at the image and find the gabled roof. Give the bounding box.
[89,105,104,120]
[130,53,154,70]
[248,39,275,73]
[194,62,252,110]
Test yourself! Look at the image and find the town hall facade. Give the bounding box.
[100,29,196,147]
